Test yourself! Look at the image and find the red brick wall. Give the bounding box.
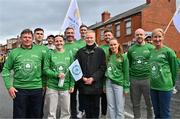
[142,0,180,57]
[93,0,180,57]
[94,13,142,45]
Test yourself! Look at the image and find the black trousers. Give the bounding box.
[78,94,85,112]
[70,89,77,118]
[13,88,43,118]
[101,92,107,115]
[83,94,100,119]
[71,84,86,118]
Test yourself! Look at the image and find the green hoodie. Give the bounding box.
[105,53,129,93]
[149,46,178,91]
[2,45,46,89]
[127,43,154,79]
[43,49,74,91]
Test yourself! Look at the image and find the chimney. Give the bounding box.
[102,11,110,22]
[146,0,151,4]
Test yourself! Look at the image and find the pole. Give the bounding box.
[164,6,180,34]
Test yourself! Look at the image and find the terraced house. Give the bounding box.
[89,0,180,57]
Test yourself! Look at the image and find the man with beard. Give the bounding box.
[100,29,114,58]
[64,27,79,119]
[64,27,79,56]
[127,28,154,119]
[99,29,114,118]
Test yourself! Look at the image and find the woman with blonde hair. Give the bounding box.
[150,28,178,119]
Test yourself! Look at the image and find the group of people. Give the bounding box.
[1,25,179,119]
[0,53,5,72]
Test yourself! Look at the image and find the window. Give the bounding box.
[115,22,120,37]
[106,24,112,31]
[100,28,104,40]
[125,18,131,35]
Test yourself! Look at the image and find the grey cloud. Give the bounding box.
[1,0,179,44]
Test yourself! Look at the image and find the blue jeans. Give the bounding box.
[13,88,43,118]
[150,89,172,119]
[106,79,125,119]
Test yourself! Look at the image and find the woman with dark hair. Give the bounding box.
[43,35,74,119]
[105,38,129,119]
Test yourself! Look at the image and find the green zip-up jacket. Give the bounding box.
[127,43,154,79]
[149,46,178,91]
[2,45,46,89]
[105,53,129,93]
[43,49,74,91]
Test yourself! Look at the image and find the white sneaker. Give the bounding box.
[173,87,178,94]
[77,111,85,119]
[101,114,106,119]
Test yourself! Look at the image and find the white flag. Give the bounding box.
[69,59,83,81]
[173,7,180,33]
[61,0,82,39]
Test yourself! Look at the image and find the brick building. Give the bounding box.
[89,0,180,57]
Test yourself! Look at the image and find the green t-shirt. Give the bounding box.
[43,49,74,91]
[2,45,46,89]
[105,53,129,93]
[127,43,154,79]
[149,46,178,91]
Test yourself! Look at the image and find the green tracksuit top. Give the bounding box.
[75,39,86,49]
[64,42,79,58]
[127,43,154,79]
[100,44,109,59]
[2,45,46,89]
[105,54,129,93]
[149,46,178,91]
[43,49,75,91]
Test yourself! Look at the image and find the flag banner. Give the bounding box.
[69,59,83,81]
[61,0,82,39]
[173,8,180,33]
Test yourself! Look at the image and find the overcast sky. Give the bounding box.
[0,0,180,45]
